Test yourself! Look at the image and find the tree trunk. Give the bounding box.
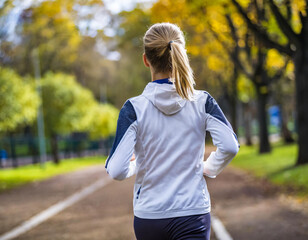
[243,102,253,146]
[9,132,18,168]
[256,88,271,153]
[295,43,308,165]
[50,133,59,164]
[64,137,71,158]
[230,67,238,134]
[279,104,294,144]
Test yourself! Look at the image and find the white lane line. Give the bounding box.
[0,177,112,240]
[211,215,233,240]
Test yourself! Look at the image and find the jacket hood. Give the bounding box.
[142,82,187,115]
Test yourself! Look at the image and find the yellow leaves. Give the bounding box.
[237,0,250,8]
[292,0,307,16]
[290,0,306,33]
[187,17,202,27]
[195,24,206,33]
[211,20,229,33]
[232,12,247,39]
[37,1,62,18]
[187,45,200,56]
[207,6,229,33]
[267,49,285,69]
[233,13,244,27]
[285,61,295,80]
[238,39,245,47]
[22,0,81,73]
[207,55,226,72]
[191,35,203,45]
[286,61,294,72]
[41,28,54,38]
[151,0,188,23]
[265,49,287,77]
[247,12,257,22]
[237,73,255,103]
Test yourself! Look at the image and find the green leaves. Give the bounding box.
[41,72,94,135]
[237,73,255,103]
[40,72,118,138]
[0,67,39,132]
[88,104,119,139]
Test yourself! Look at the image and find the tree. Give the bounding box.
[0,67,39,132]
[190,0,293,152]
[150,0,239,132]
[88,104,119,140]
[110,7,152,107]
[0,67,39,164]
[230,0,308,164]
[237,73,256,145]
[72,35,118,103]
[0,0,14,61]
[12,0,81,76]
[266,50,295,143]
[40,72,98,163]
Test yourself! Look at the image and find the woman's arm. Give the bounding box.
[203,93,240,178]
[105,100,138,180]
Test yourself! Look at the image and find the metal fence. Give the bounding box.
[0,133,114,168]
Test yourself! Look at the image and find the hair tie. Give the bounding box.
[168,41,174,50]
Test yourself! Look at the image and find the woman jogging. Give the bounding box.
[105,23,239,240]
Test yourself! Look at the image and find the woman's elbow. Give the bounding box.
[228,144,240,157]
[223,142,240,158]
[106,167,126,181]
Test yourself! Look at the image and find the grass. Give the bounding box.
[0,156,106,191]
[232,143,308,197]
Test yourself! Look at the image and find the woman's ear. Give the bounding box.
[143,53,150,68]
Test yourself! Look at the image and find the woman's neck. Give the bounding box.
[151,71,171,82]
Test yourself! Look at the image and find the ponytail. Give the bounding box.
[169,41,195,100]
[143,23,195,100]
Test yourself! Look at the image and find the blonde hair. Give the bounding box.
[143,23,195,100]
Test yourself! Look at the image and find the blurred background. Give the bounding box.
[0,0,308,239]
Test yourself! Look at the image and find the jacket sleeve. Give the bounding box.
[105,100,137,180]
[203,93,240,178]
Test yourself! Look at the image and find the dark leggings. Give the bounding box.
[134,213,211,240]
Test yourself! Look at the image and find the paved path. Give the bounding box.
[0,165,107,236]
[0,163,307,239]
[207,167,308,240]
[16,174,135,240]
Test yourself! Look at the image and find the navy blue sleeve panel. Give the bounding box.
[204,92,240,148]
[203,92,240,178]
[204,92,233,130]
[105,100,137,168]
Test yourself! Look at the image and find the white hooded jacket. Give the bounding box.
[105,79,239,219]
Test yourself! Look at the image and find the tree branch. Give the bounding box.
[207,22,232,55]
[208,14,254,78]
[268,0,300,47]
[232,52,254,79]
[224,13,253,78]
[225,13,239,46]
[230,0,294,56]
[244,33,252,61]
[271,57,290,83]
[253,0,265,22]
[299,3,308,37]
[286,0,292,22]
